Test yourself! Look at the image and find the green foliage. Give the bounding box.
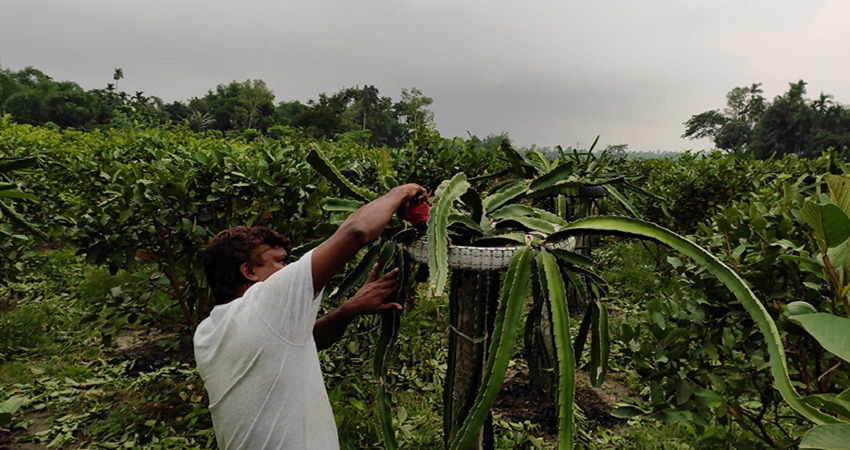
[0,395,25,426]
[624,150,829,233]
[577,165,850,447]
[409,141,635,448]
[801,200,850,249]
[1,120,336,325]
[374,245,406,450]
[308,144,378,201]
[7,101,850,450]
[800,423,850,449]
[790,308,850,362]
[537,250,575,449]
[1,66,439,148]
[684,80,850,158]
[0,303,55,358]
[0,155,44,276]
[551,215,840,426]
[589,301,610,387]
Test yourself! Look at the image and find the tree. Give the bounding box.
[685,81,850,158]
[749,80,816,158]
[604,144,629,160]
[44,81,98,128]
[682,83,766,154]
[273,100,307,127]
[113,68,123,92]
[396,87,434,133]
[0,70,23,108]
[347,85,407,147]
[163,101,191,123]
[236,79,275,130]
[295,89,357,138]
[188,80,275,132]
[3,91,45,125]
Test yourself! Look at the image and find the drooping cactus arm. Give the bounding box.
[547,215,838,425]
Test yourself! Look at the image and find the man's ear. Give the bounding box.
[240,262,260,283]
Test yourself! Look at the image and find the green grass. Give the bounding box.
[584,418,696,449]
[0,302,56,355]
[582,416,772,450]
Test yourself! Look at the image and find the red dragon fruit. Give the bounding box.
[404,195,431,226]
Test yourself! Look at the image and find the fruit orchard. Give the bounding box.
[1,115,850,449]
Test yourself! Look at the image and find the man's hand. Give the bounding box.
[395,184,429,221]
[313,264,403,350]
[341,264,402,316]
[395,183,427,202]
[312,183,426,292]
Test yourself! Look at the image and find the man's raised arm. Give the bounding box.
[311,184,425,293]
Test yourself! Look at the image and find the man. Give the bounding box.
[194,184,426,449]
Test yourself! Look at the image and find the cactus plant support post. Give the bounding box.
[445,270,500,449]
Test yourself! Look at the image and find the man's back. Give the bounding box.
[193,251,339,449]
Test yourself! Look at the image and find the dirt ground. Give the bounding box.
[494,367,635,440]
[107,328,194,376]
[0,329,194,450]
[3,327,636,448]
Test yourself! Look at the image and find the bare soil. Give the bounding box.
[494,367,636,440]
[0,413,53,449]
[107,328,194,376]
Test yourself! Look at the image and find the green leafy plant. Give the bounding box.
[0,155,44,276]
[0,156,42,235]
[786,173,850,445]
[1,121,335,327]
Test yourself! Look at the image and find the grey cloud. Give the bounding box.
[1,0,848,151]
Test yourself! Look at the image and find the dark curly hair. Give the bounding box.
[203,226,291,305]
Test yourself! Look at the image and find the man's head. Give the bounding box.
[203,226,292,305]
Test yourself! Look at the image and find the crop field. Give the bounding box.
[1,115,849,450]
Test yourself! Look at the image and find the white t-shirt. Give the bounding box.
[193,250,339,450]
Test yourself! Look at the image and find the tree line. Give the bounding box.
[683,80,850,158]
[0,66,434,147]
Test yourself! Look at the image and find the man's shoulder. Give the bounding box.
[193,298,242,347]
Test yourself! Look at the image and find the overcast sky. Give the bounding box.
[2,0,849,151]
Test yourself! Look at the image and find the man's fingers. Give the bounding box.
[367,263,378,282]
[378,267,400,281]
[380,302,403,311]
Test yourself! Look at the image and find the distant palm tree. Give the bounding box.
[184,111,215,132]
[113,68,124,92]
